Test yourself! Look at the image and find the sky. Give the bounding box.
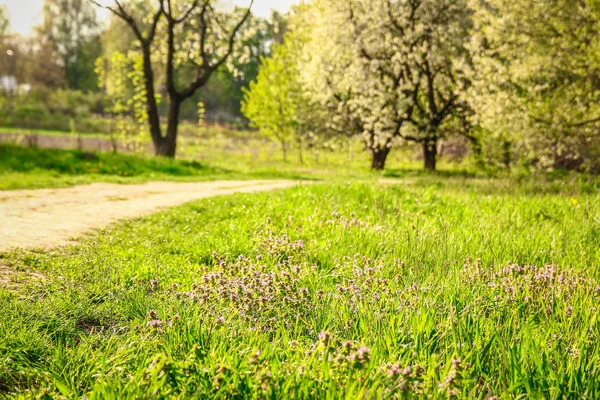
[1,0,297,36]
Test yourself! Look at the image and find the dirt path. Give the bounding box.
[0,180,302,252]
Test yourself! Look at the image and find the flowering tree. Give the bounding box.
[301,0,474,170]
[467,0,600,171]
[90,0,253,157]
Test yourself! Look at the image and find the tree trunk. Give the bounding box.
[423,139,437,171]
[155,99,181,157]
[141,47,165,155]
[281,141,288,162]
[371,146,391,170]
[297,137,304,164]
[502,140,512,170]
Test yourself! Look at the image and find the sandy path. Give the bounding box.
[0,180,301,252]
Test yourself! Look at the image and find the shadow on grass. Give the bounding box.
[382,167,481,179]
[0,144,232,178]
[382,166,599,196]
[0,144,320,189]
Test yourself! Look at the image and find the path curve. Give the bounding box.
[0,180,302,252]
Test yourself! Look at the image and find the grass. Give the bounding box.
[0,144,317,190]
[0,127,478,190]
[1,178,599,398]
[0,127,107,139]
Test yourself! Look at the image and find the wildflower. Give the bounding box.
[147,319,162,328]
[387,364,401,377]
[249,349,262,365]
[356,346,371,363]
[341,340,353,353]
[215,316,225,324]
[318,331,331,344]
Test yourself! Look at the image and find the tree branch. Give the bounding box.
[89,0,164,44]
[179,0,254,99]
[209,0,254,71]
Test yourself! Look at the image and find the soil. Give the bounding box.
[0,180,301,252]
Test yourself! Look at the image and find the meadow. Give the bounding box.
[2,0,599,396]
[0,126,456,190]
[1,153,599,398]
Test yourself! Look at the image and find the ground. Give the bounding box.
[0,180,302,251]
[1,145,599,398]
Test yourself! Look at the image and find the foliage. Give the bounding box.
[36,0,102,91]
[292,0,475,170]
[467,0,600,172]
[0,5,9,36]
[0,88,107,132]
[96,51,152,152]
[0,180,599,397]
[242,35,317,162]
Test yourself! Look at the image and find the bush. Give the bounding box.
[47,90,106,117]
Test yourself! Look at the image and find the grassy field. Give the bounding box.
[0,127,472,190]
[1,176,599,398]
[0,142,457,190]
[0,144,324,190]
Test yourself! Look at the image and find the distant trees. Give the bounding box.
[3,0,599,172]
[243,0,475,170]
[37,0,102,91]
[0,6,9,36]
[91,0,254,157]
[190,12,284,123]
[0,6,13,79]
[243,0,600,172]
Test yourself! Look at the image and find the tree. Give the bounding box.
[189,11,285,123]
[37,0,102,91]
[301,0,475,170]
[401,1,474,171]
[91,0,253,157]
[467,0,600,172]
[242,36,315,162]
[0,5,9,37]
[0,6,14,79]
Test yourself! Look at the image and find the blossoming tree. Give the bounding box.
[301,0,475,170]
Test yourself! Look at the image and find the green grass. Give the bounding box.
[1,127,480,190]
[0,144,318,190]
[0,127,107,139]
[1,179,599,398]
